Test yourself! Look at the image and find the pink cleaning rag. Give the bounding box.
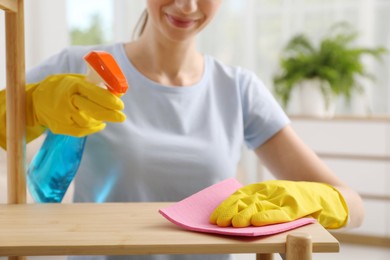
[159,178,316,237]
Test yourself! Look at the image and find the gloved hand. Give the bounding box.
[27,74,126,137]
[1,87,46,150]
[210,180,348,229]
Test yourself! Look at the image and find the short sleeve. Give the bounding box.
[240,70,290,150]
[26,46,92,84]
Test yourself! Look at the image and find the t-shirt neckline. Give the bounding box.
[117,43,210,95]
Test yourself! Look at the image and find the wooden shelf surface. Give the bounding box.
[289,114,390,122]
[0,0,18,12]
[0,202,339,257]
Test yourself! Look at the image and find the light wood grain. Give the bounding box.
[331,232,390,247]
[256,253,274,260]
[0,203,339,257]
[0,0,18,12]
[289,114,390,122]
[286,233,312,260]
[3,1,26,259]
[5,0,26,205]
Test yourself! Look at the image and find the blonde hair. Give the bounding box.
[132,9,148,40]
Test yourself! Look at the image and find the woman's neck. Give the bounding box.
[124,33,204,87]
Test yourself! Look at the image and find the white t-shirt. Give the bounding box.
[27,43,290,260]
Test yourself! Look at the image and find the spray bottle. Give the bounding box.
[27,51,128,203]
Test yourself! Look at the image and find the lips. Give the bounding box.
[165,14,198,29]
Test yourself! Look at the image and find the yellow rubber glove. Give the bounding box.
[0,74,125,150]
[28,74,125,137]
[0,86,46,150]
[210,180,348,229]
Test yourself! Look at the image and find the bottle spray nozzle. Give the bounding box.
[83,51,128,96]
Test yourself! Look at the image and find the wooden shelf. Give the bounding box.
[0,202,339,257]
[0,0,18,12]
[0,2,340,259]
[289,114,390,122]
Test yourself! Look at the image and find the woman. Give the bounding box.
[0,0,364,259]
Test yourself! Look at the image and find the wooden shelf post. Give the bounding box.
[1,0,26,259]
[286,233,312,260]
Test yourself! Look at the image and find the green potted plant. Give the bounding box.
[273,22,387,116]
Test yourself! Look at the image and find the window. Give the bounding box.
[66,0,113,45]
[197,0,390,114]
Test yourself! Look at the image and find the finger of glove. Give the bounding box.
[209,204,233,225]
[231,200,278,227]
[50,122,106,137]
[231,203,259,227]
[251,208,293,226]
[77,82,125,110]
[209,194,248,224]
[71,110,102,127]
[214,200,248,227]
[73,95,126,123]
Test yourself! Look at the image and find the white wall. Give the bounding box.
[24,0,69,69]
[0,0,69,90]
[112,0,145,42]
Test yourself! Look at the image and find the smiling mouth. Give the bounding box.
[166,14,197,29]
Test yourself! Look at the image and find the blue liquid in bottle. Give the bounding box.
[27,131,86,203]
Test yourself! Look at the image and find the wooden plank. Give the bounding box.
[359,193,390,201]
[289,114,390,122]
[256,254,274,260]
[286,233,312,260]
[317,153,390,162]
[331,232,390,247]
[0,0,18,12]
[5,0,26,205]
[4,1,26,260]
[0,203,340,256]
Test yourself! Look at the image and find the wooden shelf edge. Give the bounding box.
[289,114,390,122]
[0,203,340,256]
[331,232,390,247]
[317,153,390,162]
[0,0,18,12]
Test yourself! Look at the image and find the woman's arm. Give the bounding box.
[255,125,364,228]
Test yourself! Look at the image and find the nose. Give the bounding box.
[175,0,197,14]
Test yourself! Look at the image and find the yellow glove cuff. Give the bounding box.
[320,184,349,229]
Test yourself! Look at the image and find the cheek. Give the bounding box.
[146,1,167,30]
[146,0,159,17]
[201,0,221,21]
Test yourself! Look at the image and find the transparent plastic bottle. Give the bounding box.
[27,132,87,202]
[26,50,128,203]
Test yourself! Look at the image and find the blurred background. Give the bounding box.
[1,0,390,259]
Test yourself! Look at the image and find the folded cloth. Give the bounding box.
[159,178,316,237]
